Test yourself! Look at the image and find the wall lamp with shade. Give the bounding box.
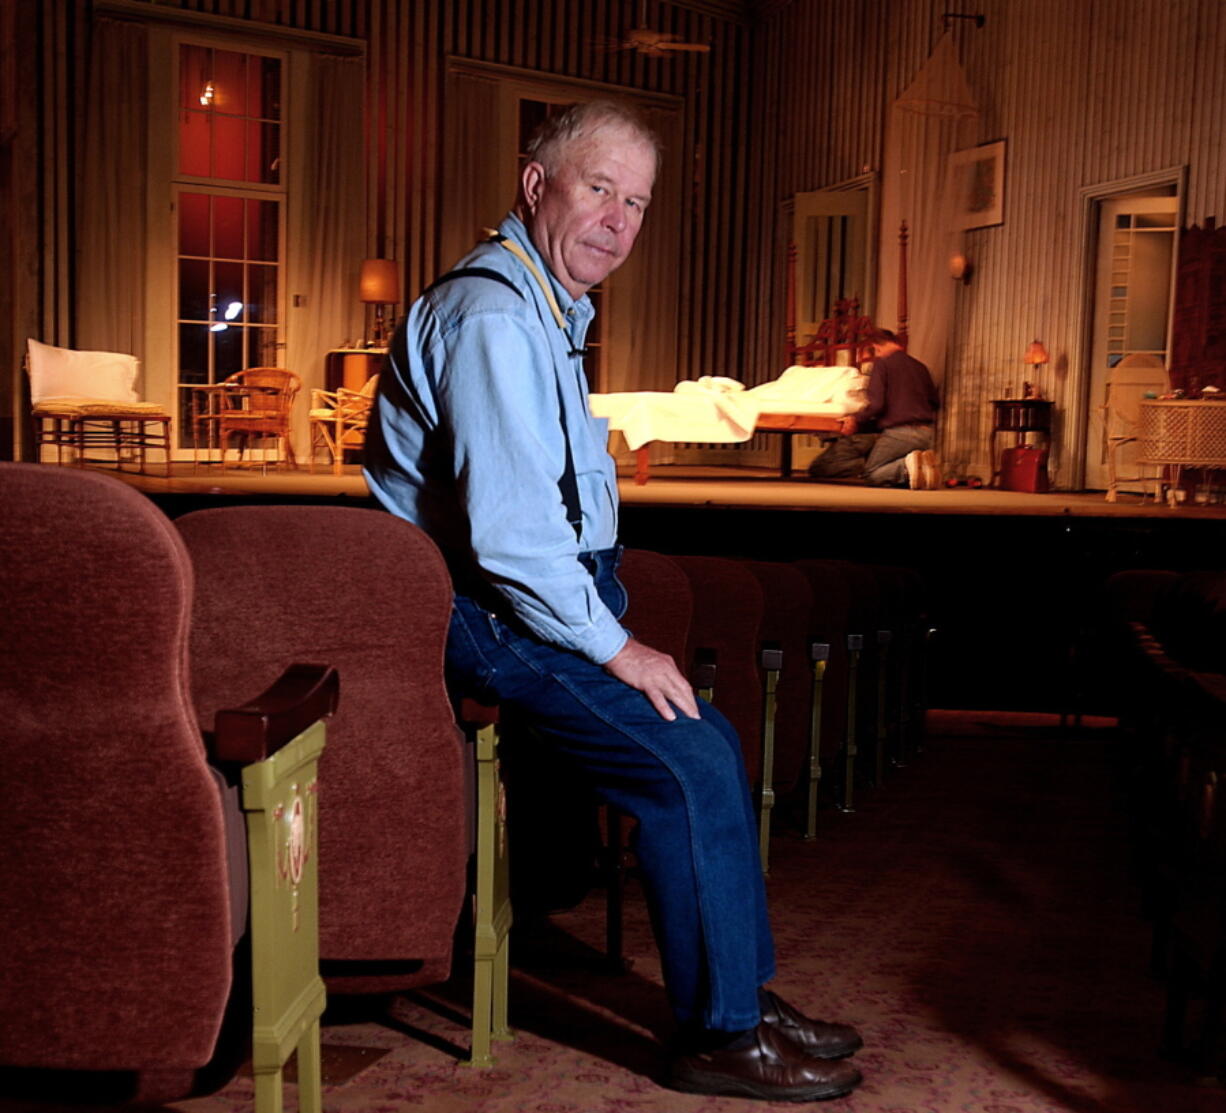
[359,258,401,348]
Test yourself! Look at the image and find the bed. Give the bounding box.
[590,292,879,484]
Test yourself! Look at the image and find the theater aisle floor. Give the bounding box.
[173,711,1222,1113]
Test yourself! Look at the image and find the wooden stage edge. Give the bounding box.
[97,460,1226,713]
[103,461,1226,521]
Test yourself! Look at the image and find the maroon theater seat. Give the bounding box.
[745,562,816,816]
[598,548,694,966]
[621,548,693,665]
[0,464,332,1107]
[793,559,859,810]
[672,556,766,784]
[177,505,468,994]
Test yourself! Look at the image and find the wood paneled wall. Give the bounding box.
[749,0,1226,486]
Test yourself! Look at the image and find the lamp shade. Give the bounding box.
[359,258,401,304]
[1023,339,1049,365]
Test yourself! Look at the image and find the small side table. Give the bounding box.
[989,399,1053,487]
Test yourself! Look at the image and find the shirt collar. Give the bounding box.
[498,213,594,325]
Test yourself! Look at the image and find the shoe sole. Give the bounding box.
[904,451,924,489]
[666,1065,862,1102]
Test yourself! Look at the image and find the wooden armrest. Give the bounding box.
[213,663,340,764]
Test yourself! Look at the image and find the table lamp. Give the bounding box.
[1023,339,1049,399]
[359,258,401,348]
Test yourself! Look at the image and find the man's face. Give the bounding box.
[521,123,656,301]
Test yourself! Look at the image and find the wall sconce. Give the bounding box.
[359,258,401,348]
[1022,339,1049,398]
[948,252,972,283]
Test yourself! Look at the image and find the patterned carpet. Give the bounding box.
[176,711,1223,1113]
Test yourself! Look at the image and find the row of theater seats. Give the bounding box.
[0,463,933,1108]
[1101,568,1226,1080]
[0,464,511,1112]
[500,549,934,968]
[622,551,933,840]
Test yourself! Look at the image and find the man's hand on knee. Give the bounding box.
[605,638,701,722]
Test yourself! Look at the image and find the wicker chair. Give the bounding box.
[308,373,379,474]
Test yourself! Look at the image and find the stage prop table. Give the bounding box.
[590,367,866,484]
[988,399,1053,489]
[1137,399,1226,505]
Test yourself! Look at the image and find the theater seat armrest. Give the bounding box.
[458,698,501,730]
[692,646,718,691]
[212,664,340,764]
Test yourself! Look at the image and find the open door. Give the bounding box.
[1084,193,1177,492]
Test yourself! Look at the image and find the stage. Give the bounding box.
[107,460,1226,520]
[106,461,1226,713]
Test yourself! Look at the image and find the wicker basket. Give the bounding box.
[1137,400,1226,467]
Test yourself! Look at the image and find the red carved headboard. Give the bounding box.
[784,220,910,366]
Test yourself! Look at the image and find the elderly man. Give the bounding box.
[364,101,862,1102]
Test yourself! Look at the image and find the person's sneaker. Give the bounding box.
[921,449,941,490]
[904,449,926,489]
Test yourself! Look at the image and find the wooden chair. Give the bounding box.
[308,373,379,474]
[214,367,301,470]
[0,463,335,1112]
[24,338,170,476]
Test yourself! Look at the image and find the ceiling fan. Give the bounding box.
[609,2,710,57]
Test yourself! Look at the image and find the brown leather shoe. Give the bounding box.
[760,991,864,1059]
[666,1021,862,1101]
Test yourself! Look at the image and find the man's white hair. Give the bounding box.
[524,100,662,177]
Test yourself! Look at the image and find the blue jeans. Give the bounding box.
[809,423,934,487]
[864,423,934,486]
[446,548,775,1031]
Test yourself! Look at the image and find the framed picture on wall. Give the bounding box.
[948,140,1006,230]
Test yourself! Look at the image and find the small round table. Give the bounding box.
[989,399,1053,487]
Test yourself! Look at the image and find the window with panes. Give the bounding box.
[174,42,284,447]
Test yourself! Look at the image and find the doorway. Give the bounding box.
[1083,191,1178,492]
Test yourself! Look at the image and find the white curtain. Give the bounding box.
[77,17,148,367]
[284,52,366,455]
[440,69,505,272]
[878,34,979,390]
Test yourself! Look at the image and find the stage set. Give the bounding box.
[107,460,1226,717]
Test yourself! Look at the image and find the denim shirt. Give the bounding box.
[363,214,628,665]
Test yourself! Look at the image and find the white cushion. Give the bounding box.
[26,338,140,405]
